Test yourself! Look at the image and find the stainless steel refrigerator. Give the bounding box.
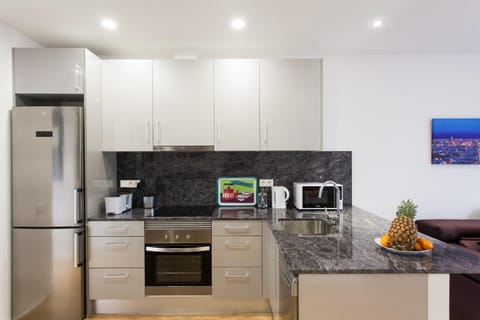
[12,106,85,320]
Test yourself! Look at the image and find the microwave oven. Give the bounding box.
[293,182,343,210]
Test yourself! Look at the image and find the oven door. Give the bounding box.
[145,244,212,295]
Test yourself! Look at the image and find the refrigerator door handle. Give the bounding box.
[73,231,83,268]
[73,188,82,224]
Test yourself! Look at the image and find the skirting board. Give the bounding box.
[93,297,270,315]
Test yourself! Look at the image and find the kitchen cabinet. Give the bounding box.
[260,59,322,150]
[88,221,145,299]
[262,222,280,315]
[153,60,214,148]
[212,220,263,298]
[299,274,429,320]
[14,48,85,94]
[214,60,260,151]
[102,60,153,151]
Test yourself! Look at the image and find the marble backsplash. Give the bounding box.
[116,151,352,208]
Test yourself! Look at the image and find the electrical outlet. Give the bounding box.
[259,179,274,187]
[120,179,141,188]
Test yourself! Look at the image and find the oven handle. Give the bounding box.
[146,245,211,253]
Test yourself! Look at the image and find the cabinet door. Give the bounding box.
[153,60,214,147]
[102,60,153,151]
[214,60,260,151]
[14,48,84,94]
[260,59,322,150]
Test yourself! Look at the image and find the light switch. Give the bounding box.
[259,179,274,187]
[120,179,141,188]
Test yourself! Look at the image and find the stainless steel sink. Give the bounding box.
[279,219,336,235]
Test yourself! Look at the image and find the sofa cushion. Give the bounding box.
[416,219,480,242]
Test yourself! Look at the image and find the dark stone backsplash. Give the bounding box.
[116,151,352,208]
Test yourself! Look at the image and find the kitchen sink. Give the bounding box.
[279,219,337,235]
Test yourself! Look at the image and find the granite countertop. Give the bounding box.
[88,206,480,275]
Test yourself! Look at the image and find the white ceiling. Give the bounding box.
[0,0,479,58]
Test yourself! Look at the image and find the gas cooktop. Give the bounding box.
[149,206,216,217]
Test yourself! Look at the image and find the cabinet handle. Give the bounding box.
[103,273,129,280]
[216,121,221,144]
[156,120,161,145]
[264,121,268,145]
[224,225,250,233]
[104,226,128,234]
[225,272,250,280]
[146,121,151,145]
[104,241,129,248]
[225,240,250,248]
[74,64,81,91]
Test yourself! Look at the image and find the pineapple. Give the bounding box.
[388,199,418,251]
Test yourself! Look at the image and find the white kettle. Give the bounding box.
[272,186,290,209]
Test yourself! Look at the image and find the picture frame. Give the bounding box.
[217,177,258,206]
[431,118,480,164]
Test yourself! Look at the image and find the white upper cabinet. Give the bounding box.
[153,60,214,148]
[14,48,85,94]
[260,59,322,150]
[102,60,153,151]
[214,60,260,151]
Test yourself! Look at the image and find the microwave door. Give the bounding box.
[12,107,83,228]
[303,187,334,209]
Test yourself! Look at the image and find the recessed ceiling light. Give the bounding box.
[101,19,117,30]
[231,18,246,30]
[371,19,384,29]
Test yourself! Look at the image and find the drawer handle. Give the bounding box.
[104,226,128,234]
[224,225,250,233]
[103,273,129,280]
[104,241,129,248]
[225,240,250,248]
[225,272,250,280]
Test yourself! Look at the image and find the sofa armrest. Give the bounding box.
[416,219,480,242]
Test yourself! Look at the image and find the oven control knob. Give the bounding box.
[175,234,180,240]
[186,234,191,240]
[164,234,169,240]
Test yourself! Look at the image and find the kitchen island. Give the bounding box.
[89,206,480,320]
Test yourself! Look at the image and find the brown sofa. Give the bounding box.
[416,219,480,320]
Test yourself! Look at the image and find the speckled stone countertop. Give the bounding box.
[88,206,480,275]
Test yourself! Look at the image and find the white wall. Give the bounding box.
[323,55,480,219]
[0,20,38,320]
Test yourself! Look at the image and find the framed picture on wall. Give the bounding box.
[431,118,480,164]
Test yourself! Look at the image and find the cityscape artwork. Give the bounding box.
[432,118,480,164]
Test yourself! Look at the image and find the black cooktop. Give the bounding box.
[150,206,216,217]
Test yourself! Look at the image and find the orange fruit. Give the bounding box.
[418,237,433,250]
[414,242,423,251]
[380,234,390,247]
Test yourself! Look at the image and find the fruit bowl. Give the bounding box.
[374,237,432,255]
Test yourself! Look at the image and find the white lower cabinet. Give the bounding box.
[212,220,262,298]
[88,236,144,268]
[88,221,145,300]
[212,267,263,298]
[89,268,144,299]
[212,236,262,267]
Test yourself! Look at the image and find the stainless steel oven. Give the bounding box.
[145,220,212,295]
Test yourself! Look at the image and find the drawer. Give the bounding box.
[89,268,144,299]
[88,221,144,237]
[212,267,262,298]
[88,236,144,268]
[213,236,262,267]
[212,220,262,236]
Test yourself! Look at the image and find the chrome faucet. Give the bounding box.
[318,180,343,235]
[318,180,341,216]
